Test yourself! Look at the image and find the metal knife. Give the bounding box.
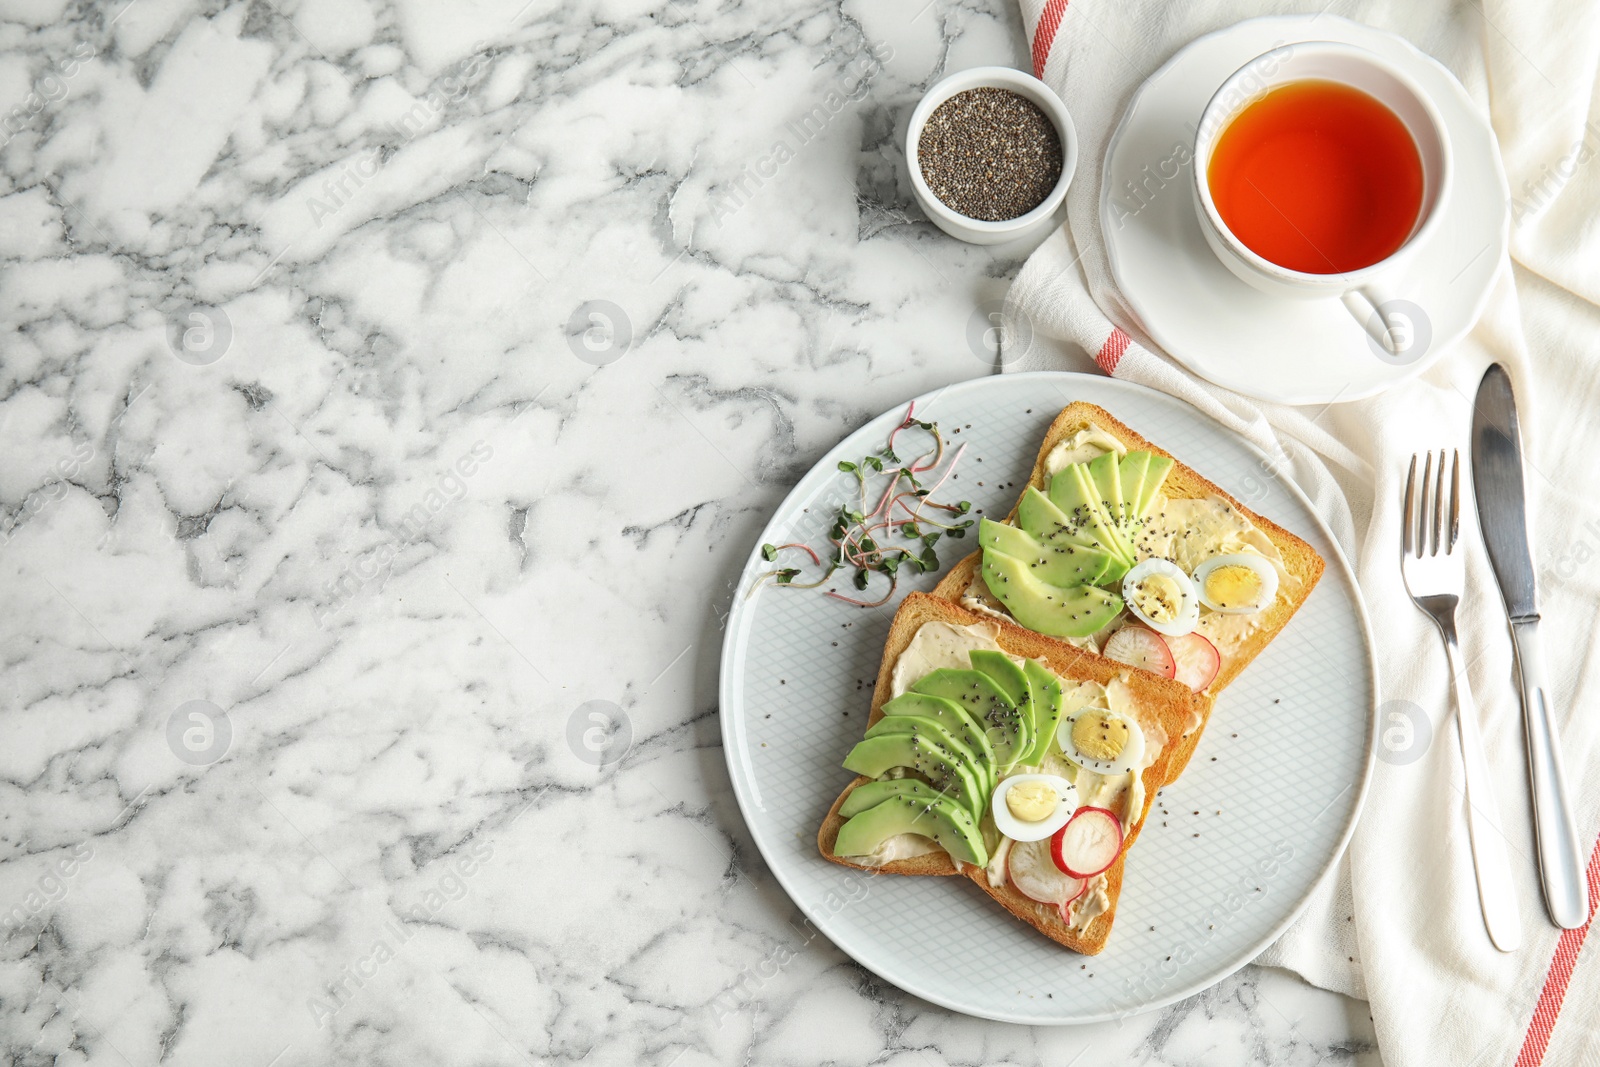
[1471,363,1589,929]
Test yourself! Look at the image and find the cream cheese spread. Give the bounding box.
[1042,425,1127,473]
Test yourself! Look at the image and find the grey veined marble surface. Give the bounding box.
[0,0,1379,1063]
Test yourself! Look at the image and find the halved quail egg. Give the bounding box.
[1193,552,1279,614]
[990,773,1079,842]
[1057,706,1146,776]
[1121,558,1199,637]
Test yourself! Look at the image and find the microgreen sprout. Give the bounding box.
[748,402,974,606]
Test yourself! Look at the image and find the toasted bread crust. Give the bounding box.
[813,402,1323,955]
[816,592,1204,954]
[932,401,1324,781]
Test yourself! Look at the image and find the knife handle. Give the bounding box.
[1511,619,1590,929]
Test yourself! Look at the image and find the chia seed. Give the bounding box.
[918,86,1063,221]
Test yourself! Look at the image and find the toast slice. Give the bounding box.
[931,401,1324,781]
[817,592,1206,954]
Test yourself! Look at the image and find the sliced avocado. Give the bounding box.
[979,519,1118,587]
[1048,464,1134,564]
[981,550,1124,638]
[841,734,985,818]
[911,668,1028,776]
[838,777,945,818]
[879,693,996,795]
[968,649,1029,707]
[1097,554,1132,586]
[1016,486,1099,549]
[1118,451,1151,523]
[1086,451,1126,528]
[1137,454,1175,517]
[970,649,1035,771]
[833,794,988,866]
[864,715,985,799]
[1017,665,1043,766]
[1022,658,1065,764]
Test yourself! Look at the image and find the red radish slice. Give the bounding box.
[1102,626,1176,679]
[1007,838,1086,906]
[1056,873,1090,922]
[1050,806,1123,878]
[1167,632,1221,692]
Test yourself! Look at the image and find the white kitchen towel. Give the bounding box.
[1009,2,1600,1065]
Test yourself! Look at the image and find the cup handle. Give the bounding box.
[1340,286,1404,354]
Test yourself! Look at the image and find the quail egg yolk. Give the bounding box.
[1203,564,1263,609]
[1004,780,1057,822]
[1130,574,1184,623]
[1072,711,1130,762]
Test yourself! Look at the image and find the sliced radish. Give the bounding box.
[1056,879,1090,924]
[1050,806,1123,878]
[1167,631,1221,691]
[1007,838,1086,907]
[1102,626,1176,679]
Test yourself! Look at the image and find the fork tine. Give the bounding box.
[1432,449,1446,556]
[1448,449,1461,551]
[1427,451,1440,559]
[1403,454,1418,558]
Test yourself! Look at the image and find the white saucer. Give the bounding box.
[1101,15,1508,405]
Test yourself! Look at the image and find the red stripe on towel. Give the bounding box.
[1512,830,1600,1067]
[1095,327,1129,375]
[1031,0,1070,78]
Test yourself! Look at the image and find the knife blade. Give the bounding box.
[1471,366,1538,618]
[1471,363,1589,929]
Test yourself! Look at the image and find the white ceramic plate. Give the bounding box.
[720,373,1376,1024]
[1102,15,1509,405]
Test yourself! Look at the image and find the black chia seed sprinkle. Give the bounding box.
[917,86,1063,221]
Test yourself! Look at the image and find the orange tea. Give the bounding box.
[1206,80,1423,274]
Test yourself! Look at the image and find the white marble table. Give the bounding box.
[0,1,1379,1063]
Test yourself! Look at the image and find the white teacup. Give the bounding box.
[1191,41,1451,356]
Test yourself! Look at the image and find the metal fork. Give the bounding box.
[1401,450,1522,952]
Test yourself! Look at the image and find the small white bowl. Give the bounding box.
[906,66,1078,245]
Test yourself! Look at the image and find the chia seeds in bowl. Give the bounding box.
[917,86,1064,222]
